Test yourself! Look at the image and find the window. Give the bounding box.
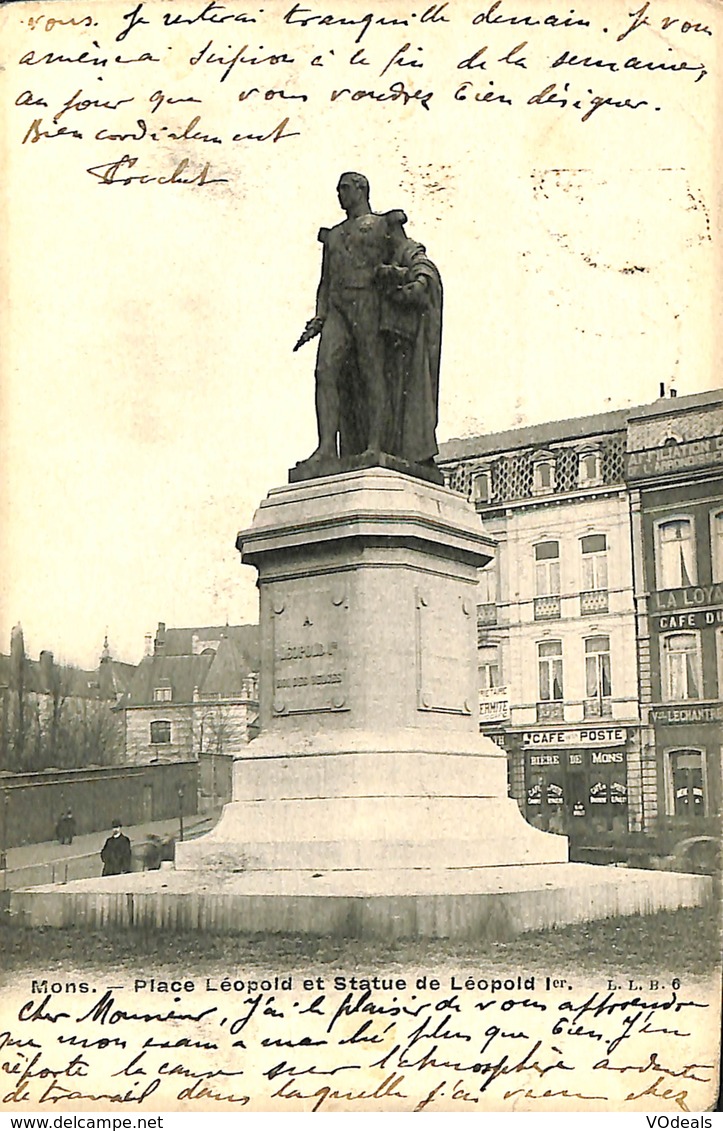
[533,452,556,495]
[479,644,501,692]
[578,449,602,486]
[662,633,701,700]
[538,641,563,701]
[585,636,612,716]
[478,563,498,635]
[153,686,172,703]
[150,720,171,744]
[535,541,560,596]
[711,510,723,582]
[478,564,497,605]
[472,470,492,504]
[581,534,608,591]
[656,518,696,589]
[536,463,552,489]
[670,749,705,818]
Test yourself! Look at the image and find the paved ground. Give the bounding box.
[1,808,222,890]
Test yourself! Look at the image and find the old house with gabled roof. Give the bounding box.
[122,622,260,765]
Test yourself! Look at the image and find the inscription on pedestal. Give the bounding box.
[416,589,473,716]
[272,586,349,715]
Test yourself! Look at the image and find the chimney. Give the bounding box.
[154,622,166,655]
[39,650,54,687]
[659,382,665,398]
[144,633,153,658]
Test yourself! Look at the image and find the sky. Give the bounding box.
[1,0,718,669]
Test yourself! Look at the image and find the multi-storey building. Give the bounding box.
[439,387,722,848]
[122,622,259,764]
[439,409,641,844]
[626,389,722,839]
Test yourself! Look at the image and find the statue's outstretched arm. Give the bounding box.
[293,229,329,351]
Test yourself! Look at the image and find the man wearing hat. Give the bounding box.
[100,819,132,876]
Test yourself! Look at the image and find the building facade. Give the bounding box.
[122,622,260,767]
[440,389,723,848]
[439,409,643,845]
[626,389,722,840]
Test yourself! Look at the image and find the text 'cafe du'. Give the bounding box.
[522,727,629,835]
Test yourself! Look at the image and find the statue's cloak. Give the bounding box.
[335,233,442,466]
[381,239,443,465]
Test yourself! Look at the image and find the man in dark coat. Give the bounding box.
[64,810,76,845]
[101,819,132,876]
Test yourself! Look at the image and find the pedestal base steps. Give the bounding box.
[11,864,711,941]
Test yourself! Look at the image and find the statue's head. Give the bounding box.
[337,172,370,211]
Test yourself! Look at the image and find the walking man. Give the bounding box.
[100,818,132,876]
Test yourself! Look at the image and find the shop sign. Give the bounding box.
[626,436,723,479]
[523,727,627,747]
[653,585,723,614]
[527,749,626,769]
[529,752,561,767]
[650,704,723,725]
[589,779,628,805]
[655,609,723,630]
[590,750,625,764]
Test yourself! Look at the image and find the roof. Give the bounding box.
[126,634,258,706]
[0,653,117,700]
[438,388,723,463]
[201,634,251,697]
[626,387,722,424]
[155,624,259,663]
[98,659,137,701]
[126,654,214,706]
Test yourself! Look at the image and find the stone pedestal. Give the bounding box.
[176,469,567,874]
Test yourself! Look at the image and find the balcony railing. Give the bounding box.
[580,589,609,615]
[584,697,613,718]
[477,604,497,636]
[537,700,564,722]
[534,595,561,620]
[479,686,510,723]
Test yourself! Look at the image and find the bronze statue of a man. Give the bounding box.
[294,172,442,475]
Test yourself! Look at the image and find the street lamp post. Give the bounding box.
[0,790,8,881]
[177,786,184,843]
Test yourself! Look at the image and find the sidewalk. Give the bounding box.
[2,809,222,891]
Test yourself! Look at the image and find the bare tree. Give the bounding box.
[45,659,71,766]
[10,625,27,766]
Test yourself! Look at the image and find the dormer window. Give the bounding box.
[153,683,172,703]
[578,447,602,487]
[532,450,555,495]
[472,469,492,504]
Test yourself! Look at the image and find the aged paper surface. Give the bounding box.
[1,0,721,1114]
